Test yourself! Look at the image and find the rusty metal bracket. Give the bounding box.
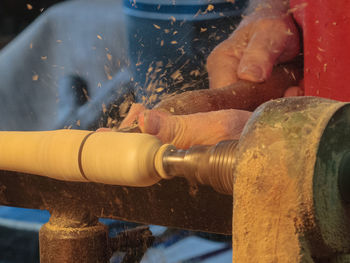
[110,226,154,263]
[39,208,154,263]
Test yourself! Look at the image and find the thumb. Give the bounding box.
[138,110,176,143]
[207,29,248,89]
[138,109,252,149]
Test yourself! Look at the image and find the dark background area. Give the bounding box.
[0,2,65,262]
[0,0,66,49]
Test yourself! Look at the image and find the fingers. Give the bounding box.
[207,15,300,89]
[237,20,287,82]
[238,18,300,82]
[118,103,146,129]
[207,29,248,90]
[138,109,252,149]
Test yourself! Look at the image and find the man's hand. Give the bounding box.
[118,104,251,149]
[207,11,300,90]
[115,1,303,148]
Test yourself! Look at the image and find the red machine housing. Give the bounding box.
[292,0,350,101]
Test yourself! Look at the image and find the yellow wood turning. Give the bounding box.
[0,130,163,186]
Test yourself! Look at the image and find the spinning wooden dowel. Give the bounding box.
[0,129,235,194]
[0,130,163,186]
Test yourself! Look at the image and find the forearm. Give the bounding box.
[245,0,290,16]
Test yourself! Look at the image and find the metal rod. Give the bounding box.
[161,140,238,195]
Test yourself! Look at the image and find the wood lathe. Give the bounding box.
[2,96,350,262]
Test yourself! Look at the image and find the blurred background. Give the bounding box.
[0,1,64,262]
[0,0,65,48]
